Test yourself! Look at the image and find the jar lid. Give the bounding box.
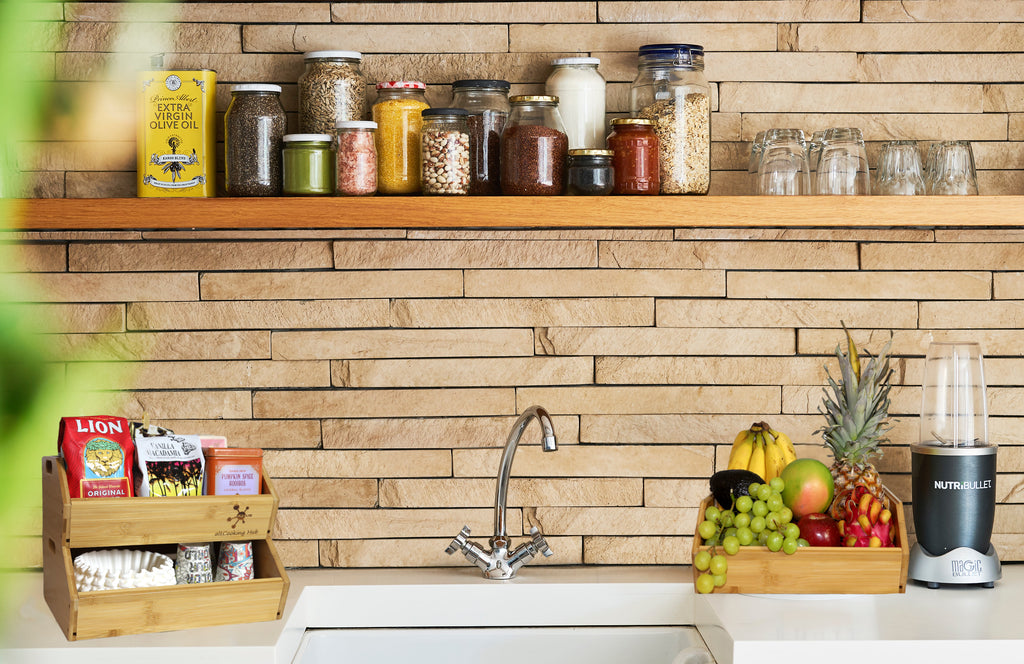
[204,447,264,459]
[336,120,378,130]
[230,83,282,94]
[377,80,426,90]
[304,50,362,61]
[569,149,613,156]
[509,94,559,104]
[552,57,600,66]
[452,79,511,90]
[283,133,334,142]
[611,117,654,126]
[638,43,704,64]
[422,107,469,117]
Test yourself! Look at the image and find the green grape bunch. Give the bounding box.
[694,477,809,593]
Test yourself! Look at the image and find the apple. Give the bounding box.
[797,512,841,547]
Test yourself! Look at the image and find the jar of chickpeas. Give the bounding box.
[372,80,430,194]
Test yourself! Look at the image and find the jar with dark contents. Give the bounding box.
[500,95,568,195]
[298,51,366,134]
[420,108,470,195]
[567,149,613,195]
[224,84,287,196]
[282,133,335,195]
[607,117,660,195]
[335,120,377,196]
[451,79,510,195]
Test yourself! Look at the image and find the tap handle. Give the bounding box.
[445,525,472,555]
[529,526,553,557]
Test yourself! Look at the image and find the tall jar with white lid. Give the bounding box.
[224,84,287,197]
[298,50,366,133]
[630,44,710,195]
[545,57,606,150]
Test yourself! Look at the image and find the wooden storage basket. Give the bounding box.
[690,488,909,594]
[42,456,289,640]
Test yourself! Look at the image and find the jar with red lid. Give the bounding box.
[608,117,660,195]
[372,80,430,194]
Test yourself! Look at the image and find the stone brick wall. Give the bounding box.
[9,2,1024,569]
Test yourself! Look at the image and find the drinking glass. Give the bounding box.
[807,130,825,193]
[926,140,978,195]
[757,128,810,195]
[815,127,870,195]
[875,140,925,195]
[746,130,765,194]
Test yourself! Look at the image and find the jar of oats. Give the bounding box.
[372,80,430,194]
[420,108,470,195]
[630,44,710,195]
[298,51,366,133]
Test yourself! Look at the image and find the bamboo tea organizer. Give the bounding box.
[42,456,289,640]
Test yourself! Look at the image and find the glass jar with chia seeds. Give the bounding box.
[282,133,335,195]
[451,79,510,195]
[500,95,568,196]
[567,149,613,195]
[335,120,377,196]
[224,84,287,197]
[607,117,660,195]
[420,108,470,195]
[630,43,710,195]
[372,80,430,194]
[298,50,366,133]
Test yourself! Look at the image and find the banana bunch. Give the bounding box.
[727,422,798,482]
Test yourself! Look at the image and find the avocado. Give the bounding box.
[709,469,764,509]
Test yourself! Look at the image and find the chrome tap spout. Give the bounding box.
[445,405,558,579]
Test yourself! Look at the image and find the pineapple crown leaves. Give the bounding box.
[815,325,896,467]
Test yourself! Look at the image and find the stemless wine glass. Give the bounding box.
[746,130,766,194]
[875,140,925,195]
[757,128,810,195]
[926,140,979,195]
[807,130,825,194]
[815,127,870,195]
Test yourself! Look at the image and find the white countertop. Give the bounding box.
[2,564,1022,664]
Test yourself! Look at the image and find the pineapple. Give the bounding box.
[817,325,895,519]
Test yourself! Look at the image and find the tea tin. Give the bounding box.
[137,69,217,197]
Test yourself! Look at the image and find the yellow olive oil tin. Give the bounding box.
[137,69,217,197]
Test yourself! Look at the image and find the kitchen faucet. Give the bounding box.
[445,405,558,579]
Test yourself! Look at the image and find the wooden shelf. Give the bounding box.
[12,195,1024,230]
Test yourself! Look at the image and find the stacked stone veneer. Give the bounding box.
[8,2,1024,569]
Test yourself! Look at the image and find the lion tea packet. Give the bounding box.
[58,416,135,498]
[133,424,205,497]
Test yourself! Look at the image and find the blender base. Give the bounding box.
[908,543,1001,588]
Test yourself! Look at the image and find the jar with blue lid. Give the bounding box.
[630,43,710,195]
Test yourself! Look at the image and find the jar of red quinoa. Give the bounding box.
[500,95,568,195]
[335,120,377,196]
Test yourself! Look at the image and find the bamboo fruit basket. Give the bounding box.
[42,456,289,640]
[691,488,910,594]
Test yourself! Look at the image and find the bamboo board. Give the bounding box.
[42,456,289,640]
[691,488,909,594]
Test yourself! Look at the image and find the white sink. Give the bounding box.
[291,626,715,664]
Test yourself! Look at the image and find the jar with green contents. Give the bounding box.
[372,80,430,194]
[282,133,335,195]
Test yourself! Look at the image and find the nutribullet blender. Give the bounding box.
[909,342,1000,588]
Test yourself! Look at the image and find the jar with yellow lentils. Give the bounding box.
[372,80,430,194]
